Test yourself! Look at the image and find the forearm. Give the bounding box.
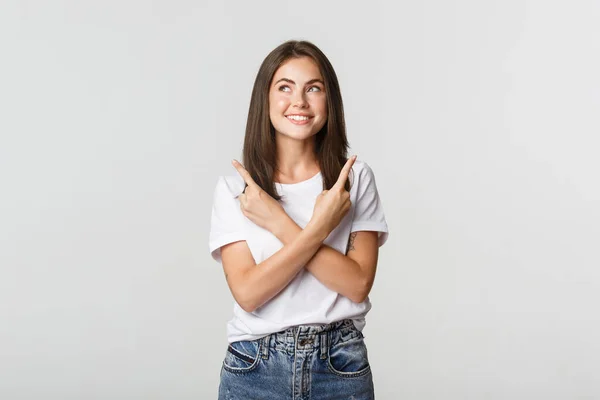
[272,219,367,303]
[242,223,327,312]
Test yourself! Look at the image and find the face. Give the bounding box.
[269,57,328,141]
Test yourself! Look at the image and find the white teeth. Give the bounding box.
[287,115,310,121]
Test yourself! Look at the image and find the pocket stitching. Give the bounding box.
[227,344,255,364]
[327,338,371,378]
[222,340,262,374]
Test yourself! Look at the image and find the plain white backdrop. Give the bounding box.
[1,1,599,399]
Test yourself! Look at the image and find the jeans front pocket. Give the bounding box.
[222,339,262,374]
[327,332,371,378]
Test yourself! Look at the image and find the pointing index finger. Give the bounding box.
[232,159,258,188]
[333,155,357,190]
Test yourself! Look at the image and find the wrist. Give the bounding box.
[305,220,329,243]
[271,214,300,244]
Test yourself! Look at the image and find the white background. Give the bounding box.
[1,1,599,399]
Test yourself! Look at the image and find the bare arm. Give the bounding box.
[223,156,358,312]
[221,222,327,313]
[272,217,379,303]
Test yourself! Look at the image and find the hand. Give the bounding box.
[308,155,357,239]
[232,159,287,233]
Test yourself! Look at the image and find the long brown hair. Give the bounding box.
[242,40,352,200]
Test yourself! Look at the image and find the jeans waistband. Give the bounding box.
[258,319,360,360]
[289,318,355,336]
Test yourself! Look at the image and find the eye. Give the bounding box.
[308,86,321,92]
[278,85,291,92]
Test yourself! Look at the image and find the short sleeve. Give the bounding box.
[208,175,247,263]
[350,163,389,247]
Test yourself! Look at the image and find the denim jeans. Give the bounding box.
[218,318,374,400]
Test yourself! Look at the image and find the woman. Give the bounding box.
[209,39,389,399]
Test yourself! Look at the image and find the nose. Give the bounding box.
[293,91,308,108]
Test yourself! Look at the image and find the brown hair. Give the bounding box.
[242,39,352,200]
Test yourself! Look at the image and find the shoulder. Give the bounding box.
[351,159,373,174]
[213,174,246,199]
[350,159,377,185]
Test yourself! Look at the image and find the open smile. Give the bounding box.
[286,115,314,125]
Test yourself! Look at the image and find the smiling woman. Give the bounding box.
[269,59,327,137]
[209,39,389,400]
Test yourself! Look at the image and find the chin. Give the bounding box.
[271,116,325,138]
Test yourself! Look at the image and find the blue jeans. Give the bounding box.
[218,318,374,399]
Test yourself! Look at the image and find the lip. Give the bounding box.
[285,115,313,125]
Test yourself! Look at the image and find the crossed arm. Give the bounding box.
[221,156,380,312]
[221,214,379,312]
[272,215,379,304]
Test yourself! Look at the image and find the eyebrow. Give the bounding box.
[274,78,324,86]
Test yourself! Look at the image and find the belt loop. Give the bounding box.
[261,335,270,359]
[320,331,328,360]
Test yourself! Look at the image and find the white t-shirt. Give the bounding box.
[209,159,389,343]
